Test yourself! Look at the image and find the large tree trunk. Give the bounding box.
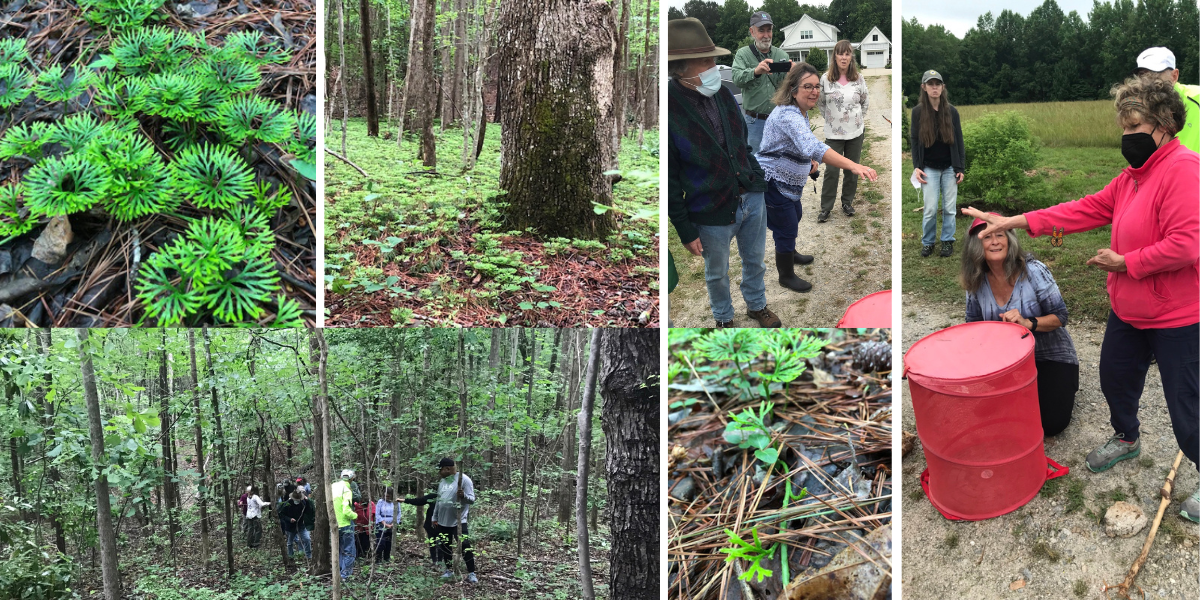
[497,0,617,239]
[358,0,379,136]
[203,327,235,579]
[37,330,66,556]
[78,329,121,600]
[315,330,340,600]
[158,329,179,564]
[307,333,332,576]
[575,329,601,600]
[600,329,658,600]
[406,0,438,166]
[515,328,536,558]
[187,330,211,568]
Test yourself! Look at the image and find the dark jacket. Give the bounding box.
[403,492,438,531]
[279,499,308,533]
[668,79,766,245]
[303,498,315,531]
[910,103,966,174]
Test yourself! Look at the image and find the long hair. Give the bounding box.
[771,61,821,108]
[826,40,859,82]
[959,227,1028,293]
[918,83,956,148]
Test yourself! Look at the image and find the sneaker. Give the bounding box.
[1181,483,1199,523]
[939,241,954,257]
[747,306,782,328]
[818,210,831,223]
[441,570,454,579]
[920,244,934,257]
[842,203,855,216]
[1085,434,1140,473]
[466,573,479,584]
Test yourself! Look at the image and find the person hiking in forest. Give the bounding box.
[353,496,374,559]
[402,488,440,566]
[279,490,312,560]
[276,482,297,536]
[332,469,358,580]
[244,486,269,549]
[432,457,477,583]
[732,11,790,155]
[295,477,311,496]
[1134,47,1199,154]
[374,489,399,563]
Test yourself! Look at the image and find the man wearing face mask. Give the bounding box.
[1133,47,1199,154]
[667,17,783,328]
[963,75,1199,524]
[732,11,790,155]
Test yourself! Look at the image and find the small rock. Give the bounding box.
[1060,528,1070,539]
[0,250,10,275]
[1009,578,1026,591]
[1104,501,1148,538]
[30,215,72,264]
[1021,568,1032,584]
[672,477,696,501]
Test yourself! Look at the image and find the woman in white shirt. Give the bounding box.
[816,39,870,222]
[374,489,399,562]
[244,486,269,549]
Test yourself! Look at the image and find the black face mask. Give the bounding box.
[1121,126,1159,168]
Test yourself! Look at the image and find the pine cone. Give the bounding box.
[853,340,892,373]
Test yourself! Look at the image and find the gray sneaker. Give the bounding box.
[1085,434,1140,472]
[466,573,479,584]
[1181,483,1200,523]
[441,570,454,579]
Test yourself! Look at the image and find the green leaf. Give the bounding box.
[289,159,316,181]
[89,54,118,70]
[518,302,533,310]
[754,448,778,465]
[133,417,147,434]
[746,433,770,450]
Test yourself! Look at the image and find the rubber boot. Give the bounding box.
[775,252,812,292]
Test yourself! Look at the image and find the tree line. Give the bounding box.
[902,0,1199,107]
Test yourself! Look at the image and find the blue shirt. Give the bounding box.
[966,258,1079,365]
[757,105,829,200]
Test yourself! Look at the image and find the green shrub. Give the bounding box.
[901,107,910,152]
[960,111,1041,209]
[805,50,827,72]
[0,503,78,600]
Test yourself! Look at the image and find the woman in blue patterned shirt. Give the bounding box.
[961,214,1079,435]
[759,62,877,293]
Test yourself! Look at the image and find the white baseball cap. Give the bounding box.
[341,469,355,480]
[1136,47,1175,72]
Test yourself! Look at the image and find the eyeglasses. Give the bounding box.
[795,84,820,92]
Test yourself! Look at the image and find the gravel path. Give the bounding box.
[668,72,893,327]
[900,297,1199,600]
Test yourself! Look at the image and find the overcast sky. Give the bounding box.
[904,0,1102,37]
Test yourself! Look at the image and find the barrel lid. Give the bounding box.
[836,290,891,328]
[904,321,1034,382]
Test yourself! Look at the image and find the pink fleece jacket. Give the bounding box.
[1024,138,1199,329]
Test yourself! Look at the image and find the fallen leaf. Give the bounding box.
[1009,579,1026,591]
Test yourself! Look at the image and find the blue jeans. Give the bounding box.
[287,528,312,559]
[743,113,767,155]
[338,525,356,580]
[764,180,802,253]
[694,192,767,322]
[920,166,958,245]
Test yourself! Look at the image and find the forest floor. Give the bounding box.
[324,120,659,327]
[667,71,892,327]
[901,298,1200,600]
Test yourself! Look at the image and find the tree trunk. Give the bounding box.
[358,0,379,136]
[203,327,235,579]
[611,0,631,164]
[158,329,179,565]
[386,4,395,127]
[187,330,211,568]
[398,0,421,139]
[485,329,500,487]
[390,333,405,502]
[558,330,581,524]
[36,330,66,555]
[637,0,652,146]
[600,329,658,599]
[462,0,497,171]
[515,328,537,558]
[415,0,438,166]
[454,328,469,576]
[440,0,465,127]
[575,328,601,600]
[315,330,340,600]
[78,329,121,600]
[307,333,332,576]
[338,0,349,154]
[497,0,617,239]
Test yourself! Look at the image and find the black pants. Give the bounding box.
[433,523,475,573]
[424,519,437,563]
[355,530,371,558]
[1098,311,1199,468]
[374,525,392,562]
[1036,359,1079,436]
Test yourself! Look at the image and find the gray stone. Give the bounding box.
[30,215,71,265]
[1104,501,1148,538]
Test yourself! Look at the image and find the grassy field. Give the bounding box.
[901,144,1125,324]
[908,99,1119,148]
[324,119,659,327]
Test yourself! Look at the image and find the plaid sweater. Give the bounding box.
[668,80,766,245]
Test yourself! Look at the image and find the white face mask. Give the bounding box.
[683,66,722,97]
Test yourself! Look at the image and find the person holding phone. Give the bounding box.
[732,11,790,155]
[911,70,966,258]
[817,40,870,222]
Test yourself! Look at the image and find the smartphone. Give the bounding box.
[768,61,793,73]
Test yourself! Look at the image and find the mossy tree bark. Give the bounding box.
[358,0,379,136]
[600,328,658,600]
[497,0,617,239]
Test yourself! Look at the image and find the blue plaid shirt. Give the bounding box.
[966,258,1079,365]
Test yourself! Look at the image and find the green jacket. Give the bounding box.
[331,480,355,528]
[1176,81,1199,154]
[732,45,790,115]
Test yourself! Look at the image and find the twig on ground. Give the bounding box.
[1103,450,1184,600]
[324,147,370,177]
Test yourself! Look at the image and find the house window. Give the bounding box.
[872,34,878,41]
[800,30,813,40]
[867,51,883,56]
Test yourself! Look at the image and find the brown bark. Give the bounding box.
[338,0,349,154]
[307,333,332,575]
[187,330,211,568]
[315,330,340,600]
[405,0,438,166]
[203,327,235,579]
[576,328,601,600]
[158,329,179,564]
[497,0,617,239]
[515,328,536,558]
[600,329,658,600]
[78,329,121,600]
[358,0,379,136]
[611,0,631,164]
[485,329,500,486]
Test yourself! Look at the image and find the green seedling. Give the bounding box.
[720,527,776,583]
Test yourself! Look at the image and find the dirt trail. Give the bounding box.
[668,71,892,327]
[901,297,1199,600]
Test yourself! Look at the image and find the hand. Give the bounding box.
[960,207,1009,239]
[290,518,296,523]
[1086,248,1127,272]
[999,309,1026,328]
[683,238,703,256]
[754,59,773,75]
[810,162,819,174]
[955,171,964,184]
[914,168,927,184]
[852,164,878,182]
[457,488,465,499]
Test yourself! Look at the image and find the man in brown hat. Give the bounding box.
[667,17,782,328]
[732,11,790,155]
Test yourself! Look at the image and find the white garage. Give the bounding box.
[859,26,891,69]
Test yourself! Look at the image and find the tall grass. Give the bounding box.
[908,99,1120,148]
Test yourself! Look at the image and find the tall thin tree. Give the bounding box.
[515,328,537,557]
[359,0,379,135]
[78,329,121,600]
[187,330,212,568]
[575,328,601,600]
[203,326,235,578]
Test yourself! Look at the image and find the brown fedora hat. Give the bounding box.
[668,18,730,61]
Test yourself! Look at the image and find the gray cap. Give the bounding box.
[750,11,773,27]
[921,69,943,84]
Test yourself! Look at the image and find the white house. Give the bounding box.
[858,26,891,68]
[779,14,840,63]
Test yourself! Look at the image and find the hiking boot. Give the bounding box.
[940,241,954,257]
[794,251,815,265]
[1086,434,1140,473]
[842,203,855,216]
[920,244,934,257]
[747,306,782,328]
[441,570,454,580]
[818,210,831,223]
[715,319,734,328]
[466,573,479,584]
[775,252,813,293]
